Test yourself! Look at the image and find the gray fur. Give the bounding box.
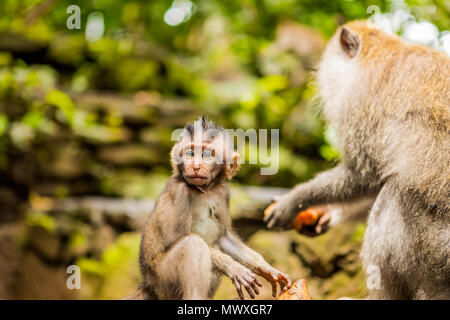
[266,21,450,299]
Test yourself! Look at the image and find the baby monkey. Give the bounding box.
[139,117,291,300]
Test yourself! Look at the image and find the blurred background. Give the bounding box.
[0,0,448,299]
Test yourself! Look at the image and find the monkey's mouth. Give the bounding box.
[185,175,208,180]
[185,175,209,185]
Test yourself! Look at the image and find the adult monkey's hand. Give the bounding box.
[264,201,331,236]
[263,193,300,229]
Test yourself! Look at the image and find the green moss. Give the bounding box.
[26,212,56,233]
[100,169,169,199]
[45,89,76,125]
[0,52,12,66]
[68,230,89,252]
[77,257,104,276]
[102,233,140,267]
[77,233,141,299]
[351,223,366,243]
[0,113,9,136]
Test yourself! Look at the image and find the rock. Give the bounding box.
[77,232,141,299]
[292,222,362,278]
[318,269,366,300]
[99,169,169,199]
[15,252,78,299]
[0,222,24,299]
[98,144,164,166]
[41,142,89,179]
[0,187,23,223]
[0,31,46,54]
[91,224,116,255]
[74,125,133,144]
[52,196,154,230]
[289,221,366,299]
[63,225,92,260]
[27,225,61,262]
[72,92,158,124]
[139,126,176,148]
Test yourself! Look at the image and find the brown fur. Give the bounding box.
[139,118,290,299]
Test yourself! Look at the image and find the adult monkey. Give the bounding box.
[265,21,450,299]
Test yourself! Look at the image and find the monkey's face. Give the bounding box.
[181,142,221,186]
[171,119,241,187]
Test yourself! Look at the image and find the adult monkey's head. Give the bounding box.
[316,20,407,125]
[171,117,240,189]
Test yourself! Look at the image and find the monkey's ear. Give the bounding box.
[225,152,240,180]
[340,27,359,58]
[170,144,182,175]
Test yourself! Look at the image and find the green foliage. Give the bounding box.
[351,223,367,243]
[46,89,76,124]
[26,211,57,233]
[0,114,9,136]
[0,0,447,190]
[77,233,141,299]
[77,232,140,277]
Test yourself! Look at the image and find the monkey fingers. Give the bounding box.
[264,199,297,230]
[241,275,257,299]
[255,266,291,297]
[267,209,294,230]
[239,275,255,299]
[233,277,244,300]
[297,210,331,237]
[262,203,274,223]
[264,207,284,229]
[271,272,291,297]
[271,195,282,203]
[250,277,262,295]
[277,272,292,292]
[230,266,262,300]
[268,277,285,298]
[232,274,261,299]
[314,210,331,234]
[269,279,277,297]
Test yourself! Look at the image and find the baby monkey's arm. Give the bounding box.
[219,231,291,297]
[210,247,262,299]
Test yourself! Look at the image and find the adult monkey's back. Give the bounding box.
[265,21,450,299]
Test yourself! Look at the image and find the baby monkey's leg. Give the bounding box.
[158,234,216,299]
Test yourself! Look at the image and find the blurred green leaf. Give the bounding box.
[46,89,76,124]
[0,114,9,136]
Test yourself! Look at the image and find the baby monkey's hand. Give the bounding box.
[254,265,291,298]
[228,263,262,299]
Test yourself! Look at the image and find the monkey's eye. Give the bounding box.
[202,150,212,159]
[184,150,194,158]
